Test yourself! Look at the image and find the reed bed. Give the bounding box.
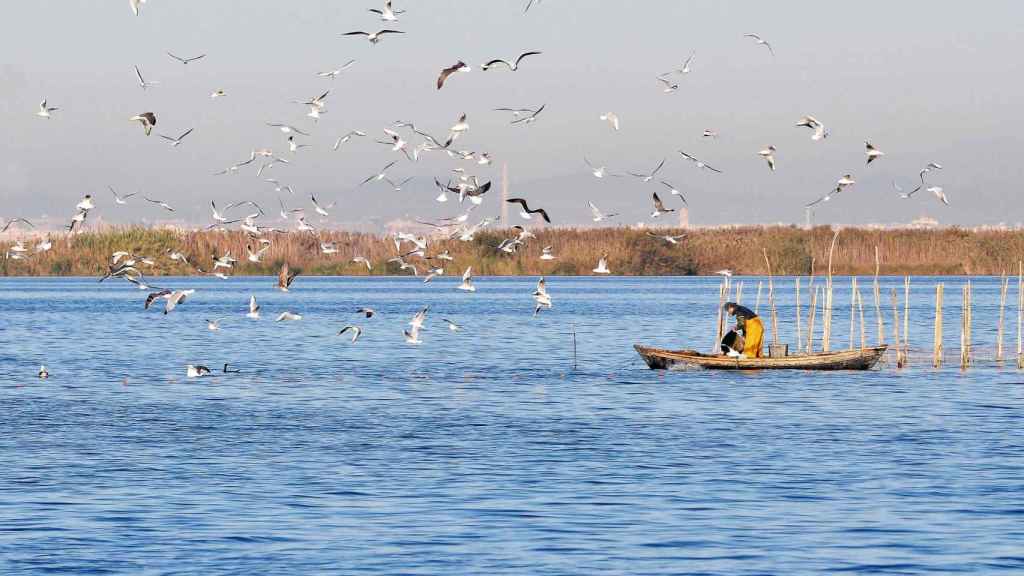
[5,225,1024,277]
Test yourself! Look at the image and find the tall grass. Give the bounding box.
[2,225,1023,277]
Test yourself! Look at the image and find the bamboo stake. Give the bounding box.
[891,288,903,367]
[934,283,943,368]
[857,287,866,350]
[755,281,763,315]
[824,229,840,352]
[795,278,802,353]
[1019,261,1023,369]
[807,286,818,354]
[714,280,727,354]
[734,280,743,305]
[967,281,973,367]
[997,272,1008,362]
[903,277,910,364]
[874,246,885,345]
[849,277,857,350]
[763,249,779,348]
[960,284,969,369]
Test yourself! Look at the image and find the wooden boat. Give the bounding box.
[634,344,888,371]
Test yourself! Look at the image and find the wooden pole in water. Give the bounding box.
[934,283,943,368]
[807,286,818,354]
[824,229,840,352]
[960,284,970,369]
[891,288,903,367]
[755,281,763,315]
[763,249,779,348]
[997,272,1008,362]
[735,280,743,305]
[874,246,885,346]
[967,281,973,367]
[857,287,867,350]
[1018,261,1023,369]
[796,278,803,353]
[714,280,727,354]
[903,276,911,365]
[849,277,857,350]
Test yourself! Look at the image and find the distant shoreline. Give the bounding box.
[3,226,1023,277]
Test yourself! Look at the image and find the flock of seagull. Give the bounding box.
[9,1,953,378]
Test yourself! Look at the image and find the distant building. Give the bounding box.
[910,216,939,229]
[678,207,690,228]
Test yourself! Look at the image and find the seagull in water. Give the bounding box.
[187,365,212,379]
[276,311,303,322]
[38,365,49,379]
[442,319,462,332]
[246,295,260,319]
[458,266,476,292]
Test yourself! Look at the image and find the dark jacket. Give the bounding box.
[725,303,758,331]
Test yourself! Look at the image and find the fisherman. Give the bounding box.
[724,302,764,358]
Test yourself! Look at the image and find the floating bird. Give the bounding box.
[458,266,476,292]
[278,262,298,291]
[599,112,620,131]
[134,66,159,90]
[647,231,687,245]
[482,51,542,71]
[246,295,261,319]
[865,141,885,165]
[342,29,405,45]
[38,365,49,379]
[442,319,462,332]
[167,52,206,65]
[159,127,193,147]
[589,201,619,222]
[338,325,362,342]
[187,364,212,379]
[593,255,611,274]
[743,33,775,56]
[131,112,157,136]
[369,0,403,21]
[650,192,675,218]
[36,99,59,119]
[506,198,551,223]
[795,115,828,141]
[759,145,777,171]
[678,151,723,173]
[629,158,666,182]
[276,311,302,322]
[206,319,222,331]
[437,61,470,89]
[532,277,552,316]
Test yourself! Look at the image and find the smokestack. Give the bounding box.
[501,162,509,226]
[678,206,690,228]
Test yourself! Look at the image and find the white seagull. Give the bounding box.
[599,112,620,131]
[589,201,619,222]
[482,51,542,71]
[759,145,777,172]
[341,29,405,45]
[246,295,261,319]
[865,141,885,165]
[36,99,59,119]
[458,266,476,292]
[593,255,611,274]
[134,65,159,90]
[743,33,775,56]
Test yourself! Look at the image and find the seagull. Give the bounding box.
[442,319,462,332]
[378,129,411,160]
[167,52,206,65]
[647,231,687,245]
[662,52,696,76]
[404,324,422,345]
[287,136,310,153]
[656,76,679,93]
[540,246,556,261]
[76,194,95,211]
[276,311,302,322]
[593,255,611,274]
[743,33,775,56]
[67,210,88,233]
[357,307,376,318]
[278,262,298,291]
[267,123,310,136]
[584,157,617,179]
[186,365,212,379]
[795,115,828,141]
[338,325,363,342]
[361,160,398,185]
[458,266,476,292]
[210,89,227,99]
[807,174,856,207]
[387,257,418,276]
[865,141,885,165]
[1,218,34,233]
[650,192,675,218]
[919,162,944,184]
[409,306,429,329]
[384,176,414,191]
[206,319,222,331]
[759,145,777,171]
[715,269,733,277]
[318,60,357,79]
[159,128,193,147]
[437,61,471,90]
[130,112,157,136]
[894,181,916,199]
[703,129,719,139]
[509,104,546,125]
[482,51,542,71]
[246,295,261,319]
[532,277,552,316]
[352,256,372,272]
[599,112,620,131]
[589,201,619,222]
[144,197,174,212]
[369,0,403,21]
[629,158,666,182]
[145,289,195,315]
[342,29,405,45]
[659,181,687,204]
[129,0,146,17]
[320,241,339,255]
[38,365,49,379]
[333,130,367,151]
[506,198,552,223]
[311,196,333,217]
[246,242,269,263]
[134,66,159,90]
[36,99,59,119]
[928,186,950,205]
[108,186,135,203]
[678,151,723,173]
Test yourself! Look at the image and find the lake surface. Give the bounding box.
[2,276,1023,575]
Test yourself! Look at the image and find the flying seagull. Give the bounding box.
[650,192,675,218]
[130,112,157,136]
[341,29,404,45]
[338,326,363,343]
[317,60,357,79]
[129,0,146,17]
[267,122,310,136]
[109,186,135,205]
[134,66,159,90]
[507,198,551,223]
[278,262,298,291]
[865,141,885,165]
[509,104,546,125]
[357,307,376,318]
[629,158,666,182]
[167,52,206,65]
[759,145,777,171]
[369,0,404,21]
[36,99,59,119]
[144,197,174,212]
[589,201,619,222]
[599,112,620,131]
[593,255,611,275]
[795,115,828,141]
[646,231,687,245]
[437,61,471,90]
[159,127,193,147]
[482,51,542,71]
[532,277,552,316]
[678,150,723,173]
[246,295,261,319]
[1,218,34,233]
[743,33,775,56]
[458,266,476,292]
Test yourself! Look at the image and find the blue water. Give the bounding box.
[1,276,1023,574]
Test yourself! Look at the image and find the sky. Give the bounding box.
[3,0,1024,230]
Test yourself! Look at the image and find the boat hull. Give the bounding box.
[634,345,888,371]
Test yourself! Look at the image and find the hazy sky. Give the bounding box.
[4,0,1024,229]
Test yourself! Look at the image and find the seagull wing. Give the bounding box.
[514,51,542,67]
